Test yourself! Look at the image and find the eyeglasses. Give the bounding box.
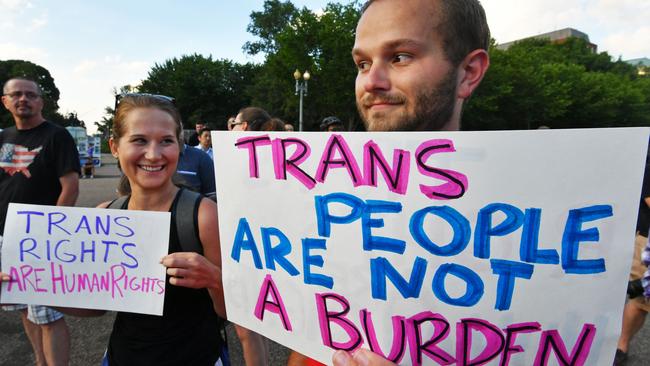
[229,120,245,129]
[114,93,176,112]
[3,91,41,100]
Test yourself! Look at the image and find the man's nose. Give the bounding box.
[362,63,391,92]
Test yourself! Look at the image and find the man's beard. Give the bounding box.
[358,68,458,132]
[14,104,36,119]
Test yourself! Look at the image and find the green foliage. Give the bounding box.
[138,54,258,130]
[463,38,650,130]
[49,111,86,128]
[0,60,61,128]
[244,0,298,56]
[93,85,133,140]
[245,1,362,130]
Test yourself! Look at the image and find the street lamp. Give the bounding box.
[293,69,310,131]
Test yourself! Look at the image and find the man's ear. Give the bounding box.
[456,49,490,100]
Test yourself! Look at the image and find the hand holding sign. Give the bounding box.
[333,350,397,366]
[162,252,222,289]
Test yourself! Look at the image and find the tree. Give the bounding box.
[463,38,650,130]
[50,111,86,128]
[93,85,135,141]
[0,60,61,128]
[245,1,362,130]
[244,0,299,56]
[138,54,258,130]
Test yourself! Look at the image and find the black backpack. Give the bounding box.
[107,188,204,253]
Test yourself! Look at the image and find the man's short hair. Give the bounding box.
[238,107,272,131]
[199,127,211,135]
[361,0,490,66]
[2,76,43,95]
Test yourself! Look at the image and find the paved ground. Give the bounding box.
[1,155,649,365]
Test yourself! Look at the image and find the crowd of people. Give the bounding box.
[0,0,648,365]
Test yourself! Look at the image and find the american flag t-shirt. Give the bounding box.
[0,143,43,178]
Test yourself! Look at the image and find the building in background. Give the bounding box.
[497,27,597,52]
[624,57,650,76]
[66,126,101,167]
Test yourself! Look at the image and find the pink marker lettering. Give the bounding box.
[533,324,596,366]
[360,309,407,363]
[33,267,47,292]
[415,139,468,200]
[407,311,455,366]
[500,322,541,366]
[110,264,126,299]
[235,135,272,178]
[456,318,505,365]
[6,266,24,292]
[315,134,363,186]
[271,138,316,189]
[49,262,65,294]
[315,292,362,350]
[362,140,410,195]
[254,274,293,331]
[19,265,39,292]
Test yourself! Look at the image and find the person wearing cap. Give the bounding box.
[319,116,344,132]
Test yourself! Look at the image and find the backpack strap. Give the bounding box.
[174,189,203,254]
[106,190,203,254]
[107,195,129,210]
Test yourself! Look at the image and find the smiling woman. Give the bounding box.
[55,94,230,365]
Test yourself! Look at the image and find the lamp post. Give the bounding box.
[293,69,310,131]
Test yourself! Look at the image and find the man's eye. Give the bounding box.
[393,54,413,64]
[356,61,371,72]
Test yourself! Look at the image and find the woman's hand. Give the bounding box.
[332,349,397,366]
[161,252,221,289]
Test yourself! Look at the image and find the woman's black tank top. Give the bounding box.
[106,189,222,365]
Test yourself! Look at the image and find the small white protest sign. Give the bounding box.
[1,204,169,315]
[213,128,648,365]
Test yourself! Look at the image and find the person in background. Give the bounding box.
[230,105,287,366]
[319,116,344,132]
[329,0,490,364]
[188,122,205,146]
[83,142,95,178]
[227,116,237,131]
[615,158,650,365]
[284,122,295,131]
[195,127,213,160]
[1,76,81,366]
[177,142,216,197]
[231,107,284,132]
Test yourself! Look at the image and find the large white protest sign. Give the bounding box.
[213,128,648,365]
[1,204,169,315]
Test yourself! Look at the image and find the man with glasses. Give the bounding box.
[1,77,80,366]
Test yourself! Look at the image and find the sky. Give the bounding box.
[2,0,649,134]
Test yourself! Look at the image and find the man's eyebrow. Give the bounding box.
[352,38,425,57]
